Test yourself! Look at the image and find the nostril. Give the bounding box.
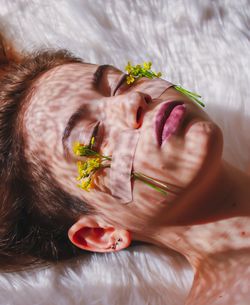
[136,106,143,125]
[144,95,152,104]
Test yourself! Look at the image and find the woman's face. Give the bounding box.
[23,63,223,233]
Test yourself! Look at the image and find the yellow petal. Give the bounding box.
[125,61,132,73]
[90,136,95,146]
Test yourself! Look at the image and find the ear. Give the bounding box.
[68,216,131,253]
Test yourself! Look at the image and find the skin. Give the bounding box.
[23,63,250,305]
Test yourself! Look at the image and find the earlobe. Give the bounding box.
[68,217,131,253]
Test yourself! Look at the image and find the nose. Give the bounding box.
[108,92,151,129]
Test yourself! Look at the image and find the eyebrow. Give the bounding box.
[93,64,111,89]
[62,65,109,155]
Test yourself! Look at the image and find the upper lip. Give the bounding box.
[155,101,184,146]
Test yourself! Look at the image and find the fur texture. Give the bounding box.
[0,0,249,304]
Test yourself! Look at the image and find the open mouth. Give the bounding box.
[155,101,186,146]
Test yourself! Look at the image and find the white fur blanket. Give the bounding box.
[0,1,249,304]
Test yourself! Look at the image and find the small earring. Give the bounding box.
[111,244,116,250]
[111,238,122,250]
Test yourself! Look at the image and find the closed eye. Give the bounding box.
[112,74,127,96]
[89,121,104,152]
[93,65,125,97]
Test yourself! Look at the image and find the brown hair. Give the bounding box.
[0,41,93,272]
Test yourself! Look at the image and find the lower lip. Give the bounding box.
[159,104,186,145]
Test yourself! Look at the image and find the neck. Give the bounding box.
[142,160,250,257]
[143,161,250,304]
[194,160,250,224]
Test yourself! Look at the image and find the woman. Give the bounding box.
[0,40,250,305]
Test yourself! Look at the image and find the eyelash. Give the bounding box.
[112,75,127,96]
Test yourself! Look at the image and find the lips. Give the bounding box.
[155,101,186,145]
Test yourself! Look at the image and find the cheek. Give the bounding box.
[184,120,223,161]
[181,121,223,181]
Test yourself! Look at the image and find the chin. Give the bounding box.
[198,121,224,188]
[185,119,223,164]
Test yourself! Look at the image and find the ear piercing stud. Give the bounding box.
[111,238,122,250]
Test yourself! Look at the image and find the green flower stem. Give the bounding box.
[174,85,201,97]
[177,87,201,98]
[89,153,112,161]
[134,172,169,189]
[92,164,110,175]
[144,71,154,78]
[99,155,112,161]
[133,172,168,195]
[174,85,205,107]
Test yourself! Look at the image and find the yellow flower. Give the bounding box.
[76,158,101,180]
[79,174,97,191]
[126,74,135,84]
[76,161,86,180]
[72,141,97,157]
[85,158,101,175]
[125,61,132,74]
[143,61,152,70]
[73,142,83,156]
[73,139,112,192]
[124,60,162,85]
[79,178,92,191]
